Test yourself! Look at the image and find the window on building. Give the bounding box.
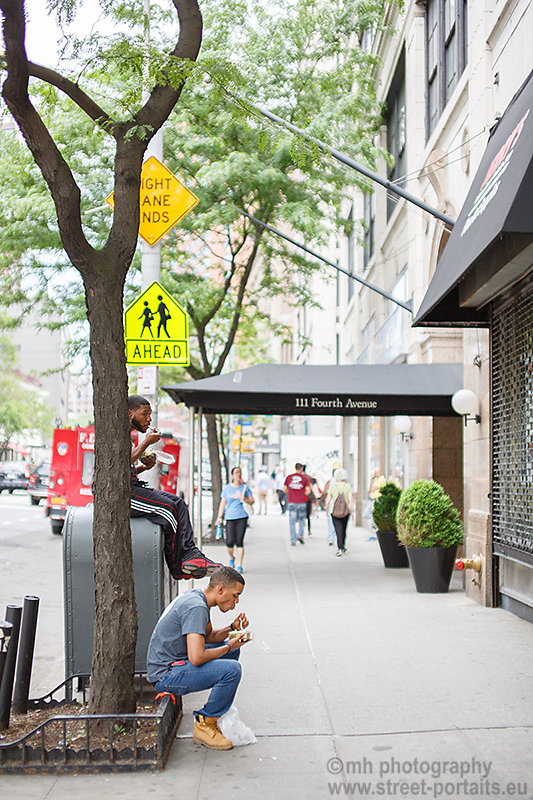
[426,0,468,137]
[358,314,375,364]
[363,192,374,269]
[375,270,410,363]
[385,50,406,220]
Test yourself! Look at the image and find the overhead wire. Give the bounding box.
[393,128,487,186]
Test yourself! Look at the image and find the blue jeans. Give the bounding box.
[288,502,306,544]
[327,512,335,543]
[153,644,242,718]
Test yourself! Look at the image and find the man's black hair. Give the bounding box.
[295,462,304,470]
[128,395,151,410]
[208,565,245,588]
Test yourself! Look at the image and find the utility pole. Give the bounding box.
[139,0,161,486]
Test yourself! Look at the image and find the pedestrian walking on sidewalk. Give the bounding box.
[283,462,311,546]
[255,467,271,514]
[303,467,321,535]
[216,466,254,574]
[322,462,340,546]
[274,468,288,515]
[147,566,251,751]
[325,468,354,556]
[128,395,222,580]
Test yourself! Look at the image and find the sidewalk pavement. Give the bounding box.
[3,506,533,799]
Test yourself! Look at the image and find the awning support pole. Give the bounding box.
[188,406,195,529]
[238,208,413,312]
[251,105,456,229]
[197,406,203,551]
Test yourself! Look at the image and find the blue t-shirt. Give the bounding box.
[222,482,253,520]
[146,589,210,682]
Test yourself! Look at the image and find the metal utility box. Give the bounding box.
[63,506,177,679]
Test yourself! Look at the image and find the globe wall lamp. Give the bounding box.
[394,415,413,441]
[451,389,481,426]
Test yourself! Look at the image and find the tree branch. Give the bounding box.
[186,302,214,375]
[0,0,94,271]
[1,0,203,276]
[135,0,202,134]
[27,61,116,134]
[197,254,239,329]
[214,222,267,374]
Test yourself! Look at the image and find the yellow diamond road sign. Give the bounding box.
[124,281,189,365]
[106,156,199,246]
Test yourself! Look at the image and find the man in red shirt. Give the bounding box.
[283,463,311,546]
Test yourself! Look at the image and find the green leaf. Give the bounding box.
[396,480,463,548]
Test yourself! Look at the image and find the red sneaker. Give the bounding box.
[180,556,222,578]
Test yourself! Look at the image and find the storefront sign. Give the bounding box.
[295,397,378,410]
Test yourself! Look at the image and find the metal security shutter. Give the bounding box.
[492,270,533,564]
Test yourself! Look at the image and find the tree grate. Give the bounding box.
[0,675,182,774]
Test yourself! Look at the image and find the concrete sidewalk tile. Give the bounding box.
[1,508,531,799]
[0,777,58,800]
[324,695,458,737]
[332,729,493,791]
[179,655,332,737]
[459,727,533,787]
[189,734,338,800]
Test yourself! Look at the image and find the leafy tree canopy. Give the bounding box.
[1,0,387,376]
[0,335,54,458]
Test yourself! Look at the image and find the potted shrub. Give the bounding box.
[372,482,408,568]
[396,479,463,593]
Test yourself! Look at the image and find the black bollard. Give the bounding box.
[0,621,14,689]
[13,596,40,715]
[0,605,22,731]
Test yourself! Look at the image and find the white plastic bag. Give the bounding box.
[218,706,257,746]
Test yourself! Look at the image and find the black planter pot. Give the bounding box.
[405,545,458,593]
[376,530,409,568]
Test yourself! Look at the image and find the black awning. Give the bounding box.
[163,363,463,416]
[414,69,533,327]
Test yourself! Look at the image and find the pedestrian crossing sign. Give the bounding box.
[124,281,189,365]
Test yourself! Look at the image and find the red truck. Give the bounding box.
[46,426,180,535]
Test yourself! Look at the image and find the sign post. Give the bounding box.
[107,153,197,475]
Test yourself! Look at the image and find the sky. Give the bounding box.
[24,0,67,66]
[23,0,121,67]
[22,0,172,68]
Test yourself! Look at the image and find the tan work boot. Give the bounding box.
[193,715,233,750]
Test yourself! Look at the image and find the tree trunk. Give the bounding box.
[0,0,203,718]
[85,262,137,715]
[217,414,230,486]
[205,413,222,532]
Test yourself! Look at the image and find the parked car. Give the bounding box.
[0,461,30,493]
[28,460,51,505]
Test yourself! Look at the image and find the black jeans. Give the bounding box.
[276,489,287,514]
[332,515,349,550]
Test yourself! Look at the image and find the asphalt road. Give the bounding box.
[0,491,64,696]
